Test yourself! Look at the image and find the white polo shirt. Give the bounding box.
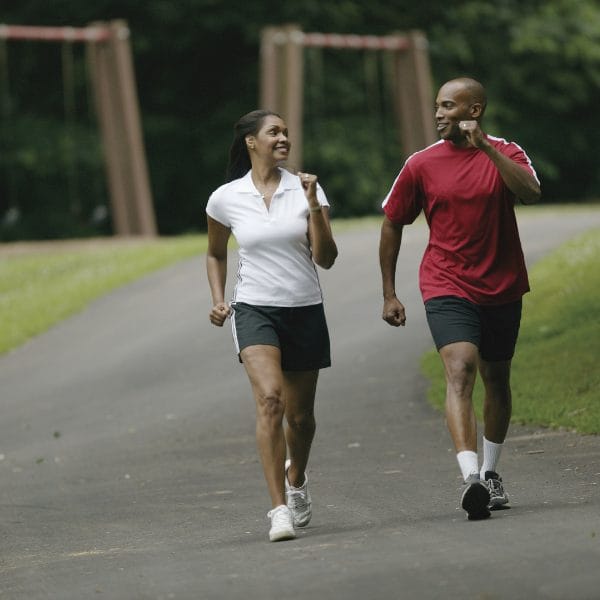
[206,168,330,307]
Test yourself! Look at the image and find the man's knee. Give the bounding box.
[440,343,479,391]
[480,360,511,393]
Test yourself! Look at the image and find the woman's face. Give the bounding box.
[247,115,290,163]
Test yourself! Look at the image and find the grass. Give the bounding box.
[0,217,367,356]
[0,236,206,355]
[421,227,600,434]
[2,209,599,434]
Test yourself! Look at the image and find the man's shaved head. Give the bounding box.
[443,77,487,114]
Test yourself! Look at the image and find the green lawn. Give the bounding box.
[2,213,599,435]
[0,236,206,355]
[0,217,366,356]
[421,227,600,434]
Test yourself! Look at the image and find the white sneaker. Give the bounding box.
[285,459,312,527]
[267,505,296,542]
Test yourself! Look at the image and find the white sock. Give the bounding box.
[457,450,479,481]
[480,437,503,479]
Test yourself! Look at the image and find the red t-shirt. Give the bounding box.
[382,136,539,305]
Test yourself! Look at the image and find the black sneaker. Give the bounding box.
[484,471,510,510]
[461,474,491,520]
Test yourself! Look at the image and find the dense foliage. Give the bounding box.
[1,0,599,239]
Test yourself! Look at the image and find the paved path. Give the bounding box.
[1,208,599,599]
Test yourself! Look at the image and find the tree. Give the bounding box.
[0,0,598,239]
[429,0,600,201]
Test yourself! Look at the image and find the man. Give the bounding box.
[379,77,541,520]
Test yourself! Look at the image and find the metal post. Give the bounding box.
[282,25,304,170]
[259,27,435,166]
[106,20,156,236]
[260,25,304,170]
[260,27,279,111]
[409,30,436,148]
[0,21,156,237]
[87,27,133,234]
[393,30,436,156]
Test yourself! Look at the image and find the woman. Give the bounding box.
[205,110,338,541]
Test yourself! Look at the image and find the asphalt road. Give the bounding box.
[1,208,599,600]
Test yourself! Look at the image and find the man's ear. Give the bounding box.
[470,103,483,119]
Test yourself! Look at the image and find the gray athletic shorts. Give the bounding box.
[424,296,522,362]
[231,302,331,371]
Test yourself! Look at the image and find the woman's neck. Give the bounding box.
[251,163,280,187]
[251,163,281,205]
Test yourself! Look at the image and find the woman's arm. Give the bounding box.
[206,216,232,326]
[300,172,338,269]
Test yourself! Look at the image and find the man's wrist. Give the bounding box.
[479,139,494,154]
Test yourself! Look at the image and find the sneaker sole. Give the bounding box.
[269,528,296,542]
[461,483,491,521]
[489,497,510,510]
[294,513,311,528]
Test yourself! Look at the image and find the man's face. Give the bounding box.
[434,82,475,145]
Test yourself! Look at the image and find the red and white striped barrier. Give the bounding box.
[0,24,113,42]
[302,32,411,50]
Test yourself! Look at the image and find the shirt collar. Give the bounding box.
[234,167,301,194]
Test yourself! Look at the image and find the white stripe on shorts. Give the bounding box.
[230,306,240,354]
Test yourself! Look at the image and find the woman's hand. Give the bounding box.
[298,171,319,206]
[209,302,231,327]
[298,171,338,268]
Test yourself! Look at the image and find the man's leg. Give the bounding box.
[439,341,479,458]
[480,358,512,444]
[439,341,490,519]
[476,298,521,508]
[479,358,512,507]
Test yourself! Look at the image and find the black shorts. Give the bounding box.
[230,302,331,371]
[424,296,522,362]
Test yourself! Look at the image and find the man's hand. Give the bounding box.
[382,296,406,327]
[459,120,487,150]
[459,121,541,203]
[209,302,231,327]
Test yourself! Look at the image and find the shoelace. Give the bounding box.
[487,477,504,497]
[287,489,308,510]
[268,507,292,527]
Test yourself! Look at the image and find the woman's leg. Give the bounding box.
[240,344,287,507]
[283,370,318,487]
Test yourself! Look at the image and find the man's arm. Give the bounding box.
[481,144,541,204]
[379,216,407,327]
[460,121,541,204]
